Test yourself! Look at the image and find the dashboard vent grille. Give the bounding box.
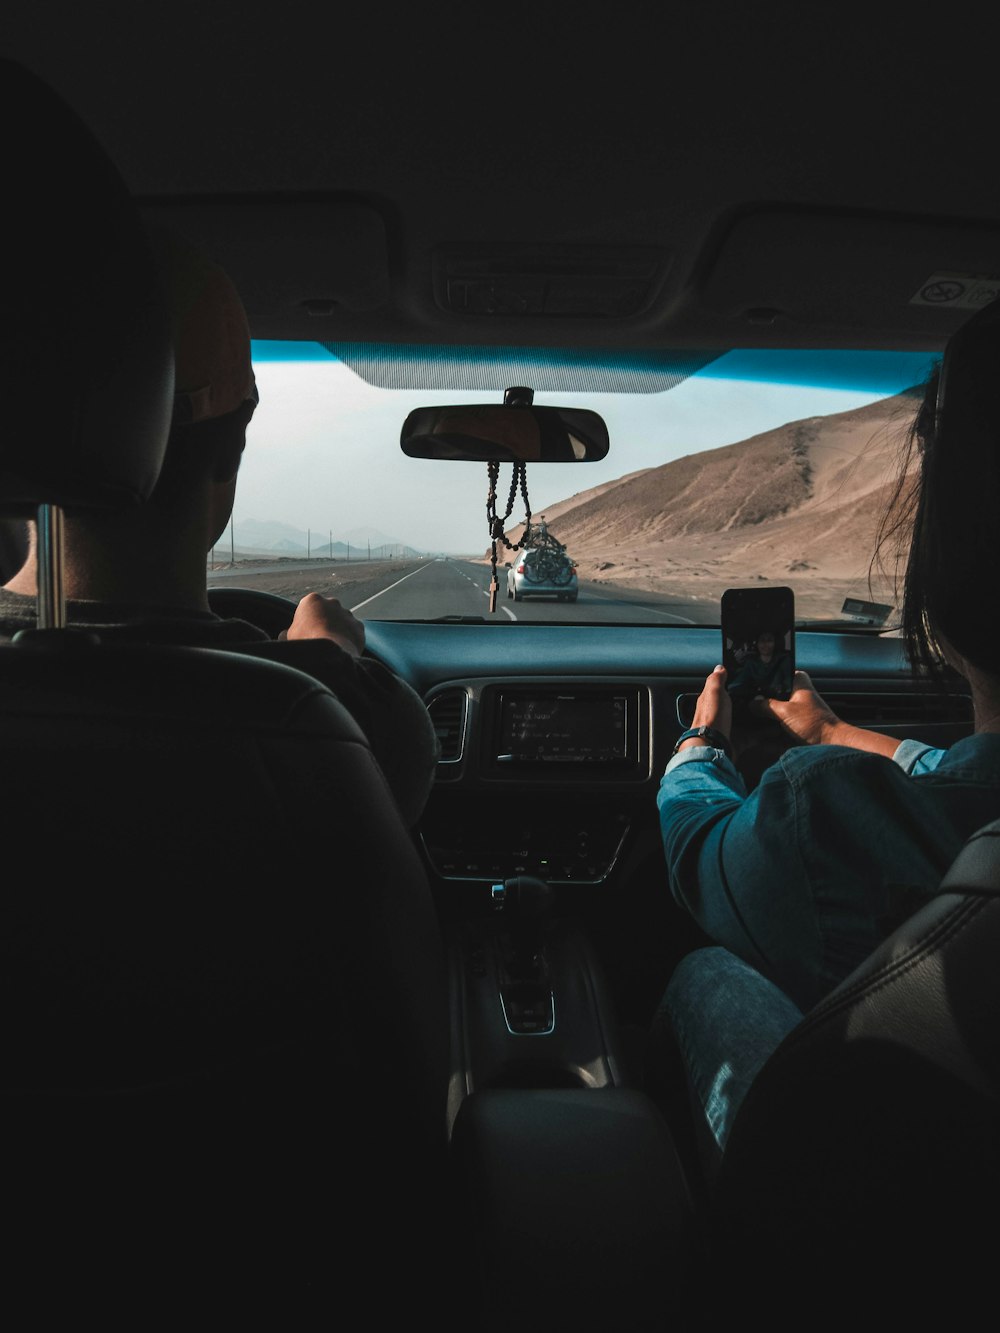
[427,690,468,764]
[823,690,973,727]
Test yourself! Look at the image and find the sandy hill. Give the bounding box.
[495,387,923,618]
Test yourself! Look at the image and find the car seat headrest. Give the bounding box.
[0,60,174,516]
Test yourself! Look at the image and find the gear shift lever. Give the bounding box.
[500,874,556,978]
[491,875,556,1033]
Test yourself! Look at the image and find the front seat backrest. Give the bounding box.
[0,60,450,1322]
[708,816,1000,1318]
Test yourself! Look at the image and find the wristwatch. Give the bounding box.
[671,725,733,758]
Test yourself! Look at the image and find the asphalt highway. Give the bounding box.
[207,556,718,625]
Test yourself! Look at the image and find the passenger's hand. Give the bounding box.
[760,670,839,745]
[280,592,365,658]
[689,664,732,739]
[762,668,904,757]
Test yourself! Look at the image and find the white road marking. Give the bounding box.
[349,561,434,611]
[478,586,516,620]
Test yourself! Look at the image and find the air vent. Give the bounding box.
[427,690,468,765]
[823,691,972,728]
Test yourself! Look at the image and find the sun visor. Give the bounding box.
[701,208,1000,342]
[140,200,391,329]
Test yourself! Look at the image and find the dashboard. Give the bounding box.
[360,619,975,891]
[204,589,974,886]
[203,596,976,862]
[205,592,977,1041]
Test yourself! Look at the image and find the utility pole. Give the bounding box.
[229,514,234,565]
[347,541,350,563]
[329,530,332,561]
[307,528,311,559]
[367,538,370,561]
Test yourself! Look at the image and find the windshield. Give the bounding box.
[206,343,938,629]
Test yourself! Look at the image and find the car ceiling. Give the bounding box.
[7,3,1000,355]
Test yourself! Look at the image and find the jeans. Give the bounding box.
[657,735,1000,1011]
[660,946,804,1153]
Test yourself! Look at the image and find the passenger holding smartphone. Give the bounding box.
[650,300,1000,1155]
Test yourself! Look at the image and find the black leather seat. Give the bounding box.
[0,60,450,1321]
[676,817,1000,1318]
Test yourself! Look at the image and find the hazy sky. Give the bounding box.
[233,346,937,554]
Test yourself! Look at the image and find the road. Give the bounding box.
[207,556,718,624]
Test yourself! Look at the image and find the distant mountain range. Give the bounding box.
[212,518,422,559]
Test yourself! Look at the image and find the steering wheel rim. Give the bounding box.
[206,586,296,639]
[206,586,382,664]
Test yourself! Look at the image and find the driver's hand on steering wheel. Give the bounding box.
[280,592,365,659]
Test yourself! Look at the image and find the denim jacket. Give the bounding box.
[657,733,1000,1010]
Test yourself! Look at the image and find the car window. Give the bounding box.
[207,342,937,629]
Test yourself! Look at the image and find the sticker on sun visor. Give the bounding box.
[910,273,1000,309]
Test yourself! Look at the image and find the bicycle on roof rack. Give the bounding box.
[508,520,579,602]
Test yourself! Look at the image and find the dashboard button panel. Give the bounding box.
[421,805,632,884]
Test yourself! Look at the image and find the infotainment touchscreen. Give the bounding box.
[496,691,629,764]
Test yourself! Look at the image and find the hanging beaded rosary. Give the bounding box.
[485,458,532,612]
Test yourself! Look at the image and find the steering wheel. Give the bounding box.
[206,587,297,639]
[206,586,385,665]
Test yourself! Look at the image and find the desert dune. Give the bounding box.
[494,387,922,621]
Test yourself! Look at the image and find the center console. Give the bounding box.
[446,872,701,1324]
[448,875,631,1120]
[422,679,652,884]
[429,680,700,1319]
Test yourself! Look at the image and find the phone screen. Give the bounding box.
[721,586,795,707]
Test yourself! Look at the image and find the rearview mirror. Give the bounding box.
[400,390,609,463]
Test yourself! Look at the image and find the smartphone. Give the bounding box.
[721,586,795,707]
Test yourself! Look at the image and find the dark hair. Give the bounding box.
[876,301,1000,683]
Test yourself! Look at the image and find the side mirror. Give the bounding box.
[400,388,609,463]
